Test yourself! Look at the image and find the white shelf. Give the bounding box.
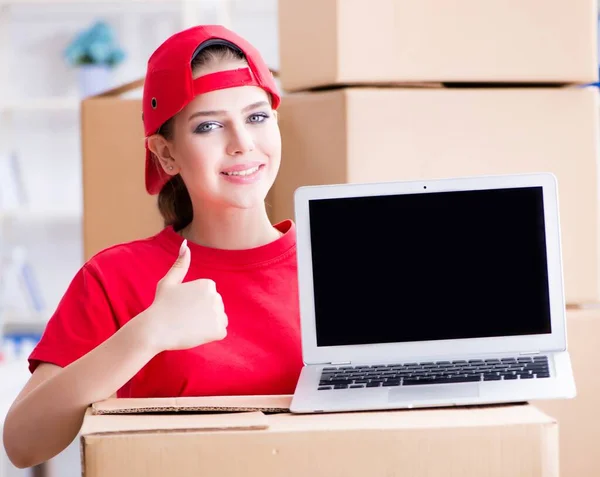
[1,0,188,3]
[0,98,80,112]
[0,207,81,222]
[2,312,49,330]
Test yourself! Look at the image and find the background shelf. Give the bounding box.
[0,98,80,112]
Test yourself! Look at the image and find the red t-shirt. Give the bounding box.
[28,220,303,398]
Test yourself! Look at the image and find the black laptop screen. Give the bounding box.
[308,186,552,347]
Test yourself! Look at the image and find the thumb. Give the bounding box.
[161,239,191,286]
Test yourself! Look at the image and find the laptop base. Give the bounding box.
[290,351,575,414]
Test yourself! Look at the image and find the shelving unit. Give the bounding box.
[0,207,81,222]
[0,98,80,112]
[0,0,234,32]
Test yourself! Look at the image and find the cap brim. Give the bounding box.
[145,147,170,195]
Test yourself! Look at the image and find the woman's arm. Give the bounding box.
[2,312,158,469]
[3,239,227,469]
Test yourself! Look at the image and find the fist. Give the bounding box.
[145,239,228,352]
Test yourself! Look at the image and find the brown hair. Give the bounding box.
[155,44,247,230]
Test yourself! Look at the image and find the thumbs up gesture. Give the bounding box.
[144,240,228,353]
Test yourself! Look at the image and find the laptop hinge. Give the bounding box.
[328,361,351,365]
[519,351,541,355]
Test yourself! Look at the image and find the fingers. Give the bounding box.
[215,293,228,327]
[160,239,191,286]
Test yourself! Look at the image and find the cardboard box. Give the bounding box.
[81,80,163,261]
[81,395,558,477]
[278,0,598,92]
[533,307,600,477]
[271,86,600,304]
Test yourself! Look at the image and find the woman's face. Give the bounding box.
[161,60,281,212]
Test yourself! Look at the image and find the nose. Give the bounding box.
[226,123,255,156]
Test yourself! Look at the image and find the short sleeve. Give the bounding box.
[28,263,119,373]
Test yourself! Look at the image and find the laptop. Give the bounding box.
[289,172,576,414]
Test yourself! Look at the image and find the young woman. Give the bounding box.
[3,25,303,469]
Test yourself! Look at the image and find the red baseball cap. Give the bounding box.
[142,25,281,195]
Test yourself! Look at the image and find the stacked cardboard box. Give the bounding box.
[81,80,163,261]
[80,395,558,477]
[271,0,600,306]
[77,3,598,472]
[271,1,599,475]
[78,21,564,476]
[533,307,600,477]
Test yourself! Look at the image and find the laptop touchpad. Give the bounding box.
[388,383,479,402]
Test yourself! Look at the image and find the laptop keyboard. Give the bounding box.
[318,356,550,390]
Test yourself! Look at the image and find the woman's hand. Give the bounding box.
[143,240,228,352]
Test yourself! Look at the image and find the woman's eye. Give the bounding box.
[195,122,220,133]
[248,113,269,124]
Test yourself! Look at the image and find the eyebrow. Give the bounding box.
[188,101,270,121]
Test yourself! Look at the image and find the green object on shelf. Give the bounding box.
[64,20,126,68]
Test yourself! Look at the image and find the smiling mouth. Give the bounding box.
[221,164,264,176]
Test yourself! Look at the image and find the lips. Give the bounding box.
[220,163,265,176]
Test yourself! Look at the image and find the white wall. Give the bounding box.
[0,2,279,475]
[0,0,278,328]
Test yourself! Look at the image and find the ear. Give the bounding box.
[146,134,180,176]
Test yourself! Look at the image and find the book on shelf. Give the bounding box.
[0,151,28,210]
[0,246,46,323]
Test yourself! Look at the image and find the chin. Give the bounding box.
[223,180,275,209]
[221,190,269,210]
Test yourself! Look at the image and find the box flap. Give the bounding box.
[89,68,276,99]
[87,78,144,99]
[268,403,556,432]
[91,394,292,415]
[81,410,268,436]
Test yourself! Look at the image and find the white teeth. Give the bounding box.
[223,166,260,176]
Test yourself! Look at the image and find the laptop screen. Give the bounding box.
[308,186,552,348]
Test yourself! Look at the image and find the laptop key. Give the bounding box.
[449,375,481,383]
[318,386,333,390]
[366,381,382,387]
[483,374,502,381]
[383,380,401,387]
[328,379,351,385]
[404,375,480,386]
[527,365,549,372]
[402,377,432,386]
[402,377,446,386]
